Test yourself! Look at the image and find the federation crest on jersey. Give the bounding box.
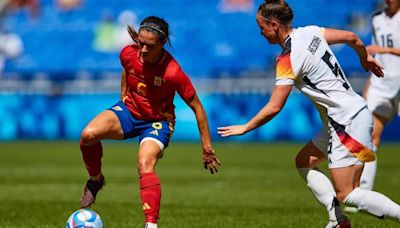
[154,76,162,86]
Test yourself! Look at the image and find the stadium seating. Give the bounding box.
[4,0,380,77]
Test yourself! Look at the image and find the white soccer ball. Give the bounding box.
[66,209,103,228]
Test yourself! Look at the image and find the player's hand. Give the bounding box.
[202,147,221,174]
[218,125,247,137]
[127,25,139,43]
[360,54,384,78]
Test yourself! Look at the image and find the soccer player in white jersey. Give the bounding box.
[359,0,400,194]
[218,0,400,227]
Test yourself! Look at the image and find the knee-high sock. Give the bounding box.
[80,141,103,177]
[344,187,400,221]
[360,159,377,191]
[140,172,161,224]
[298,168,344,222]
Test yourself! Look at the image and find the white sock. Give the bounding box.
[145,222,158,228]
[360,158,377,191]
[298,168,343,222]
[344,187,400,221]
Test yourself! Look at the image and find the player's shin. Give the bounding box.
[140,172,161,224]
[343,187,400,221]
[298,168,345,223]
[80,141,103,178]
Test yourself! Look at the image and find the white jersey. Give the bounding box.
[275,26,366,125]
[369,10,400,98]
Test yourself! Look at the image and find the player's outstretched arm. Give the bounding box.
[323,28,384,78]
[218,85,292,137]
[186,94,221,174]
[367,44,400,56]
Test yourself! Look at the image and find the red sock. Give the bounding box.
[80,141,103,177]
[139,172,161,223]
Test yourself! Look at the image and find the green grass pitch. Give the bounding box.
[0,141,399,227]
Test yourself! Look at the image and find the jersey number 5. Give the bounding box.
[321,51,349,90]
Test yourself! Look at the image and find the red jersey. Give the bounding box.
[120,44,196,122]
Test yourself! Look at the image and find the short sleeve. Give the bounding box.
[173,66,196,102]
[119,45,136,68]
[276,53,296,85]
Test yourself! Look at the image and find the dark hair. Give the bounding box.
[258,0,293,27]
[139,16,171,46]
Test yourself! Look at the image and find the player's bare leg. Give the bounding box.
[331,165,400,222]
[344,113,389,213]
[138,140,163,228]
[360,113,386,190]
[296,142,350,228]
[80,110,124,208]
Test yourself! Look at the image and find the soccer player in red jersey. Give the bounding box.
[79,16,221,228]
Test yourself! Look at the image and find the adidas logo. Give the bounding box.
[149,130,159,136]
[112,106,123,111]
[143,202,151,210]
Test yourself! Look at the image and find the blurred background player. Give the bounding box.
[79,16,220,228]
[358,0,400,195]
[218,0,400,227]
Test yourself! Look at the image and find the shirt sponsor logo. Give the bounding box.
[154,76,162,86]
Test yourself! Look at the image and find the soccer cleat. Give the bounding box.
[80,174,105,208]
[326,216,351,228]
[144,222,158,228]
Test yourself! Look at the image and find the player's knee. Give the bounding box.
[81,127,99,145]
[137,157,156,175]
[295,153,305,168]
[295,153,314,168]
[372,135,381,147]
[336,190,352,203]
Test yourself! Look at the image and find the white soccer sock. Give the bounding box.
[145,222,158,228]
[344,187,400,221]
[298,168,342,222]
[360,157,377,191]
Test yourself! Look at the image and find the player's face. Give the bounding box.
[386,0,400,12]
[137,29,164,64]
[256,14,279,44]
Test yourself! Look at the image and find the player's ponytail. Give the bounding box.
[258,0,293,27]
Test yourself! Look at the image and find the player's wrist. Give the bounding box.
[202,144,213,153]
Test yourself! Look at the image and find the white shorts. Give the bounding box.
[366,88,400,120]
[312,108,376,169]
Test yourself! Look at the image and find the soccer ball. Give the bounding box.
[66,209,103,228]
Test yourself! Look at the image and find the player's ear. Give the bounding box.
[272,20,280,30]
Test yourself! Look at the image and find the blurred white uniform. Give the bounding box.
[275,26,375,168]
[0,32,23,74]
[367,10,400,119]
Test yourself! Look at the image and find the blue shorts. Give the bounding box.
[108,101,173,151]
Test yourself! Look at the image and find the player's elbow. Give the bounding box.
[269,104,283,115]
[345,31,358,45]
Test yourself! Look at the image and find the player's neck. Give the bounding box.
[386,8,400,17]
[278,27,293,48]
[149,49,166,65]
